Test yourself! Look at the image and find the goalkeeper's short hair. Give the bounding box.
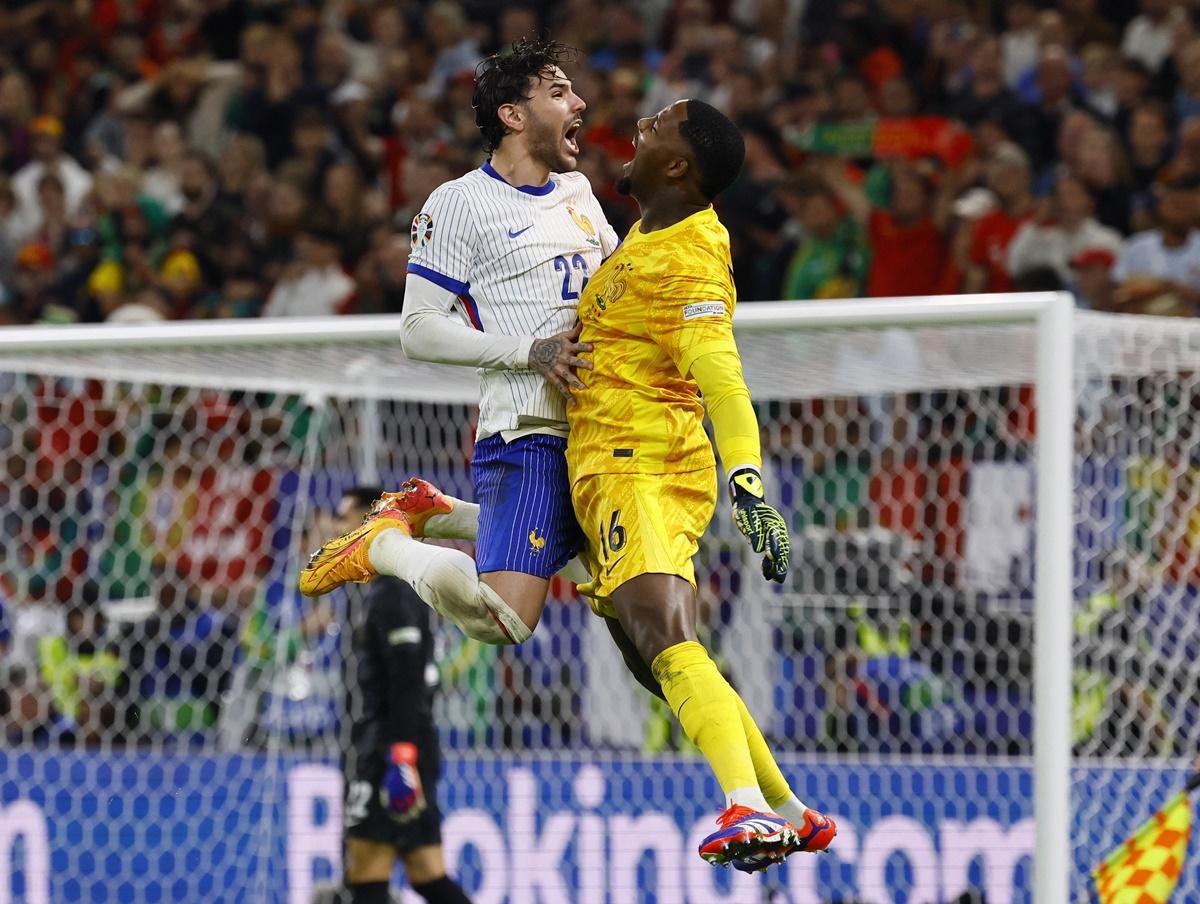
[680,100,745,201]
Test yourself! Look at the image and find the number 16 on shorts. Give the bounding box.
[599,509,626,566]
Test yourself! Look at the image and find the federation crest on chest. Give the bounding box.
[567,205,601,248]
[590,260,633,313]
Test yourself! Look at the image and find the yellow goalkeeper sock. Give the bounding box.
[651,641,765,807]
[733,693,809,813]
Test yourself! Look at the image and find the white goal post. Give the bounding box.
[736,294,1074,904]
[0,293,1075,903]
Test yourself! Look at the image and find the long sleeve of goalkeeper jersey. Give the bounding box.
[401,271,535,370]
[689,349,762,475]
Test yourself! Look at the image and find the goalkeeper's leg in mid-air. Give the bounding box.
[299,473,835,873]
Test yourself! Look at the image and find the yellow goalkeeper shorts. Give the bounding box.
[572,468,717,617]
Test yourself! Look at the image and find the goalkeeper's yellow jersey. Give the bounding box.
[566,206,739,480]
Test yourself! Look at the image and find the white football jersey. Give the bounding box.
[407,162,619,438]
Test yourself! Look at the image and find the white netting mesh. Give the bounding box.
[0,306,1196,903]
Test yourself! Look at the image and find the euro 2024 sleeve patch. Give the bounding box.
[411,212,434,249]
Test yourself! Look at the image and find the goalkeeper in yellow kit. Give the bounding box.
[566,98,836,871]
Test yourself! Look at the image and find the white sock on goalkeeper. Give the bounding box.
[367,527,531,645]
[417,493,591,584]
[773,794,817,828]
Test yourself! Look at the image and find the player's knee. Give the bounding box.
[479,570,549,630]
[605,615,666,700]
[401,844,447,886]
[611,574,698,664]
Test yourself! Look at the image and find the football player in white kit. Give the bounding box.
[300,39,615,646]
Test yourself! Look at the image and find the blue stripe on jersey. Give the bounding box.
[472,434,582,578]
[481,160,556,196]
[408,262,469,296]
[458,291,484,331]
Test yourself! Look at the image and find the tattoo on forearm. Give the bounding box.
[530,337,563,370]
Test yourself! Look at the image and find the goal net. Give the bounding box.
[0,301,1195,904]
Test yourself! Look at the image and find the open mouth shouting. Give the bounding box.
[564,119,583,156]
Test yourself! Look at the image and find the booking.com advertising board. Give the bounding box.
[0,751,1195,904]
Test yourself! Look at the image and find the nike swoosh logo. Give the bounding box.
[605,554,627,576]
[508,224,533,238]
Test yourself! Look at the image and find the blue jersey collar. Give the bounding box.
[481,159,556,196]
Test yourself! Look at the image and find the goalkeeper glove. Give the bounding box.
[381,742,426,823]
[729,467,791,584]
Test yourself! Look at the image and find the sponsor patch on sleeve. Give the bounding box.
[682,301,727,320]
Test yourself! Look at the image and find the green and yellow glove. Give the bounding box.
[729,467,791,583]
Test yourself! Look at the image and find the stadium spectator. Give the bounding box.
[351,233,408,316]
[1070,246,1119,309]
[721,118,793,299]
[1075,124,1134,233]
[202,267,265,319]
[1065,0,1121,50]
[1122,0,1188,74]
[171,150,238,283]
[262,214,355,317]
[52,226,104,321]
[1112,173,1200,312]
[21,171,69,253]
[11,115,92,240]
[1113,56,1155,139]
[1011,12,1079,105]
[425,1,483,98]
[321,159,385,267]
[0,0,1194,320]
[945,35,1022,127]
[1160,114,1200,185]
[965,143,1036,293]
[38,600,124,747]
[1079,43,1119,118]
[778,176,868,300]
[1173,37,1200,121]
[1127,100,1174,229]
[141,120,188,215]
[1,663,73,748]
[821,157,955,298]
[11,238,59,322]
[1007,171,1123,286]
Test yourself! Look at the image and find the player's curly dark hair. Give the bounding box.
[472,37,578,153]
[679,100,746,201]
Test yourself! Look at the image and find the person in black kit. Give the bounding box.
[335,487,473,904]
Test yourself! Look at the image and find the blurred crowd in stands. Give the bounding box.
[4,0,1200,758]
[0,0,1194,324]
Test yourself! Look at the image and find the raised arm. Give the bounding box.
[814,156,872,225]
